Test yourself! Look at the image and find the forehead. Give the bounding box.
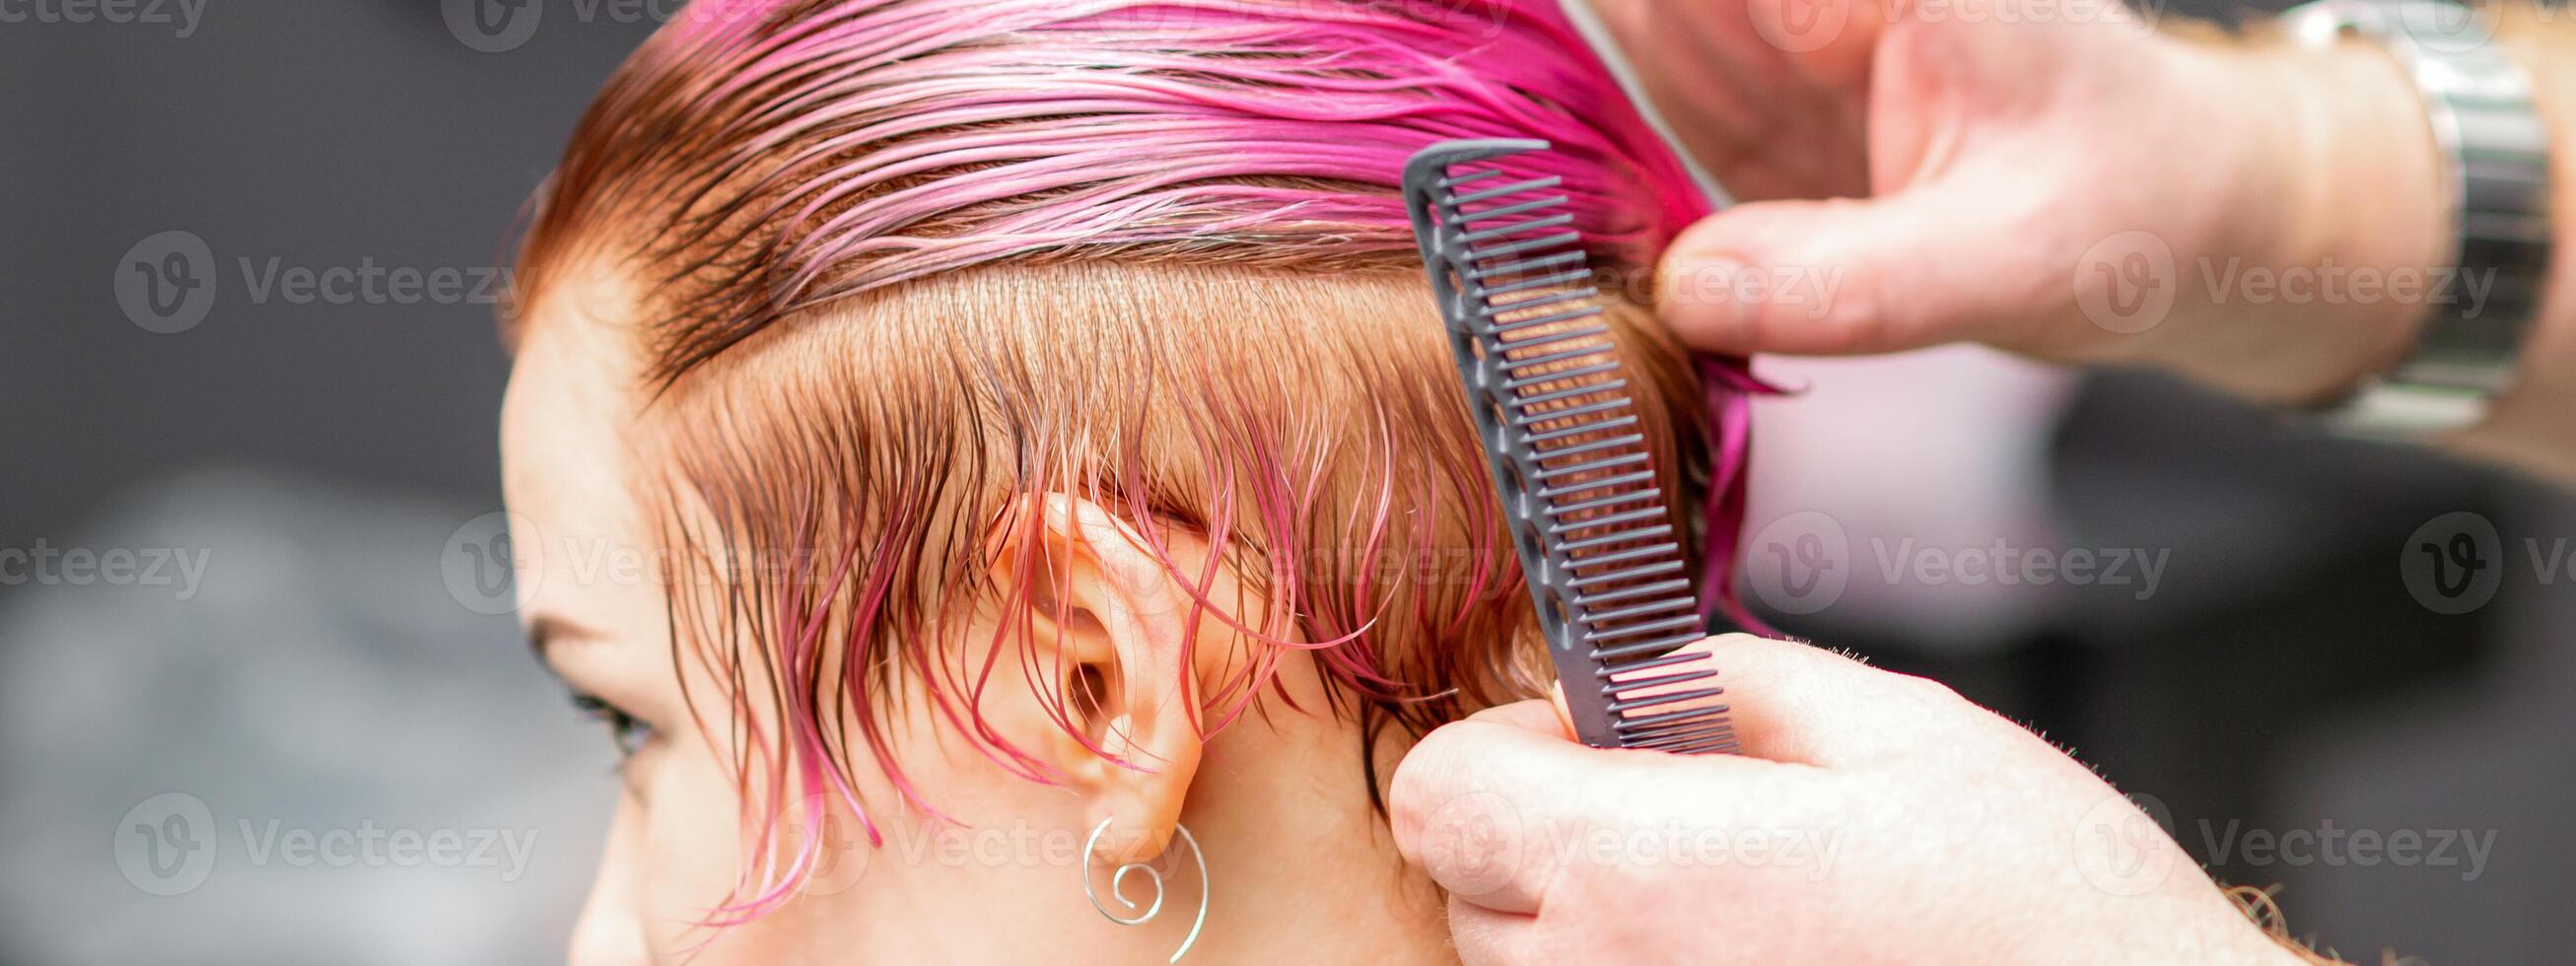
[503,268,643,453]
[499,270,652,610]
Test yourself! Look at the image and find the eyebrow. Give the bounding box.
[524,614,601,667]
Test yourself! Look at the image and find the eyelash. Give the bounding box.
[570,692,656,760]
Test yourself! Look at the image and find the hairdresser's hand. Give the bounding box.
[1388,635,2307,965]
[1594,0,2457,407]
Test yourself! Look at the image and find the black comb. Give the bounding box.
[1401,138,1738,755]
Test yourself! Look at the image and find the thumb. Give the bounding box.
[1388,698,1787,914]
[1655,183,2051,357]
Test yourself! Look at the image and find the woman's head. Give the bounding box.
[500,0,1748,960]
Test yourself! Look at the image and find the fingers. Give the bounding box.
[1603,633,1967,767]
[1442,897,1543,966]
[1392,695,1790,914]
[1390,699,1659,913]
[1584,0,1881,201]
[1536,635,1920,766]
[1690,636,2030,772]
[1390,636,1993,916]
[1690,633,1905,765]
[1657,185,2052,358]
[1465,634,1993,769]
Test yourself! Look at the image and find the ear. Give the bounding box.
[988,492,1242,864]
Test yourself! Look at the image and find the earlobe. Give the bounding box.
[988,492,1226,864]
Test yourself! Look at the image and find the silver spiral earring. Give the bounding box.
[1081,817,1209,963]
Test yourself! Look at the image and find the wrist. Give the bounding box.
[2245,33,2451,402]
[2459,15,2576,482]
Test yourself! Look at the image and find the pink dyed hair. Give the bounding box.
[513,0,1757,923]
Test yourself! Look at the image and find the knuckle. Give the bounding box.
[1707,633,1844,676]
[1882,670,1964,707]
[1701,631,1793,663]
[1388,732,1463,833]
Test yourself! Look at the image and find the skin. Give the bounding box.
[1602,0,2576,483]
[1390,635,2305,965]
[501,1,2576,958]
[503,270,1456,964]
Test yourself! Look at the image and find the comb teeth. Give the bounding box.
[1401,138,1736,756]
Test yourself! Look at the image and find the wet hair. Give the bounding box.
[511,0,1758,919]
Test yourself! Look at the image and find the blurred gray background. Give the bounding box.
[0,1,2568,963]
[0,3,654,962]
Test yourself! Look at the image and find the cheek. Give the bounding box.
[803,731,1138,962]
[610,743,771,961]
[599,704,1120,963]
[585,706,1086,963]
[643,744,755,905]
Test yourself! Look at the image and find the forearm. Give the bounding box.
[2229,32,2449,405]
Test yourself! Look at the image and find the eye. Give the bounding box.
[570,692,657,760]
